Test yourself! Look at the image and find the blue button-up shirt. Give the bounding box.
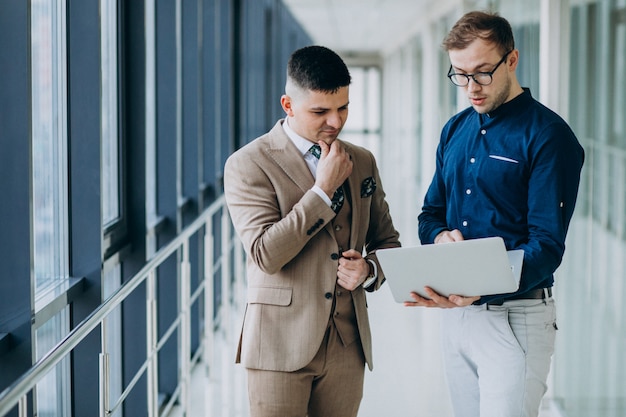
[418,89,584,303]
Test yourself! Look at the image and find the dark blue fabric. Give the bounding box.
[418,89,585,304]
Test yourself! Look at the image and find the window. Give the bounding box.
[31,0,69,294]
[34,309,70,417]
[102,0,121,227]
[101,2,123,415]
[30,0,71,415]
[342,66,382,159]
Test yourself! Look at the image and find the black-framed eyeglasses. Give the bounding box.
[447,50,513,87]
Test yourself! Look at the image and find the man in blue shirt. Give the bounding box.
[405,11,584,417]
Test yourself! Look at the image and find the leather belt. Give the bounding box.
[487,287,552,306]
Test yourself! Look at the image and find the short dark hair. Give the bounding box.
[286,45,351,93]
[442,11,515,55]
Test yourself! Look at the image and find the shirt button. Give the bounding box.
[466,189,472,195]
[336,290,342,296]
[334,225,342,231]
[470,157,476,163]
[325,292,333,299]
[481,129,486,135]
[462,221,468,227]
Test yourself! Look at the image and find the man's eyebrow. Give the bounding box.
[452,61,494,73]
[309,101,350,111]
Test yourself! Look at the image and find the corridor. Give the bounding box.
[172,283,560,417]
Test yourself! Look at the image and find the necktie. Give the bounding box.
[309,144,344,213]
[330,185,345,213]
[309,144,321,159]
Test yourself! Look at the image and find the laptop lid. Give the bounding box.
[377,237,522,303]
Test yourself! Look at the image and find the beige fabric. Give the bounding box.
[246,323,365,417]
[224,119,400,373]
[328,185,359,347]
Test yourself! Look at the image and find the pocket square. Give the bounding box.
[360,177,376,197]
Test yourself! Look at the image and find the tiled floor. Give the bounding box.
[169,284,561,417]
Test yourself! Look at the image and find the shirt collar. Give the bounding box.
[282,117,316,157]
[485,88,533,119]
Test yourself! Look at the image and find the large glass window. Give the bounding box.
[553,1,626,417]
[31,0,69,294]
[342,66,382,159]
[30,0,71,415]
[102,263,123,417]
[34,309,70,417]
[502,1,541,95]
[101,1,123,415]
[101,0,121,227]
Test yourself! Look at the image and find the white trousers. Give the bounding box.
[440,298,556,417]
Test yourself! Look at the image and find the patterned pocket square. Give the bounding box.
[360,177,376,197]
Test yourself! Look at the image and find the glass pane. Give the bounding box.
[366,68,381,132]
[556,1,626,416]
[343,66,382,158]
[103,264,123,417]
[614,19,625,147]
[502,1,541,95]
[31,0,69,292]
[344,67,365,131]
[439,16,458,116]
[101,0,121,226]
[35,308,70,417]
[31,1,71,416]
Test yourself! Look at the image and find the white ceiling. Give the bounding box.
[281,0,435,59]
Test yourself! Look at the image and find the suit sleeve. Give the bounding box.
[224,150,336,275]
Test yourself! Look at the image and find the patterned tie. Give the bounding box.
[309,144,344,213]
[330,185,345,213]
[309,144,321,159]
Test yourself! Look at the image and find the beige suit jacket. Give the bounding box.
[224,120,400,372]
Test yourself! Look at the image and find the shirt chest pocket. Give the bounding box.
[482,154,526,180]
[472,155,529,199]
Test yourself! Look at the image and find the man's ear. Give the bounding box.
[507,49,520,72]
[280,94,294,116]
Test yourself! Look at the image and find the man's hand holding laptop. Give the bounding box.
[403,229,481,308]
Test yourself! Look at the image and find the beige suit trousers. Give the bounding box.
[246,321,366,417]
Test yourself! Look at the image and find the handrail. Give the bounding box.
[0,195,236,416]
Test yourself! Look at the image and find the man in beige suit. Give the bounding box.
[224,45,400,417]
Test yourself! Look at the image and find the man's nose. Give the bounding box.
[326,112,343,128]
[467,77,482,91]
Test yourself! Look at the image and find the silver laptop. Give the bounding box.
[377,237,523,303]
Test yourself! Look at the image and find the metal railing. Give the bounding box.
[0,195,246,417]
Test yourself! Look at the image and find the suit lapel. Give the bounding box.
[264,121,314,193]
[262,128,365,246]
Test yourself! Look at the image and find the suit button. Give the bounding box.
[325,292,333,299]
[330,253,339,260]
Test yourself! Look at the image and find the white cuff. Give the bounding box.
[363,259,378,288]
[312,185,332,206]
